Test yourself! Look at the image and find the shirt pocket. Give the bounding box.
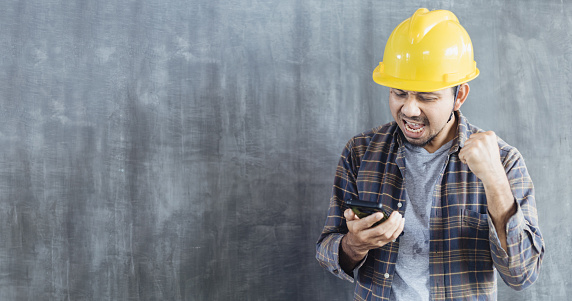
[461,209,493,271]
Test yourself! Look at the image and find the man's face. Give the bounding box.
[389,87,456,148]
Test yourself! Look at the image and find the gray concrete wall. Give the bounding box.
[0,0,568,300]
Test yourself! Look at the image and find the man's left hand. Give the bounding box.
[458,131,505,185]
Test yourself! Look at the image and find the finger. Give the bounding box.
[371,211,402,241]
[345,209,384,232]
[464,137,477,147]
[360,212,385,229]
[390,217,406,240]
[458,149,466,164]
[344,208,358,221]
[462,146,477,160]
[384,211,403,235]
[458,147,473,165]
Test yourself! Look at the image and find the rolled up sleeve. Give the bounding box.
[488,148,545,291]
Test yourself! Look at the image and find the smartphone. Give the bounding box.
[345,199,390,227]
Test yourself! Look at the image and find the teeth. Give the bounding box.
[405,121,424,133]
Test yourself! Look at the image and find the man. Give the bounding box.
[316,8,544,300]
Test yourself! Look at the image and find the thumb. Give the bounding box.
[458,148,467,165]
[344,209,358,221]
[362,212,385,228]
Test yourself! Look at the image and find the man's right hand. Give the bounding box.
[339,208,405,272]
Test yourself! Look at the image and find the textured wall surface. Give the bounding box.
[0,0,569,300]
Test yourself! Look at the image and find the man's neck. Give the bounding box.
[423,115,458,153]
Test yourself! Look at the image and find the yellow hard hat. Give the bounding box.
[372,8,479,92]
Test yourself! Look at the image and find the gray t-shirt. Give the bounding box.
[390,139,454,301]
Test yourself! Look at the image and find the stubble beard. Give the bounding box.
[400,113,448,148]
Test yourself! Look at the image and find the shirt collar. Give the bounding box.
[449,110,470,154]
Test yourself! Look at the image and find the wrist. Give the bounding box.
[482,171,517,228]
[341,234,367,262]
[480,166,509,191]
[493,201,517,225]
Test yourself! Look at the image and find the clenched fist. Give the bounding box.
[458,131,505,184]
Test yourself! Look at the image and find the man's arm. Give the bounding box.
[316,139,404,281]
[459,132,516,247]
[480,169,516,252]
[316,140,361,282]
[465,145,517,253]
[459,131,545,290]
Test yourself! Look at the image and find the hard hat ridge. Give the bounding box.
[407,8,458,43]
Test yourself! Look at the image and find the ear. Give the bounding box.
[454,83,470,111]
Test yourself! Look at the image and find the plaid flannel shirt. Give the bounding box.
[316,111,544,300]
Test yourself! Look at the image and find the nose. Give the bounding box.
[401,94,421,117]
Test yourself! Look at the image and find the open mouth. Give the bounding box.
[404,120,425,133]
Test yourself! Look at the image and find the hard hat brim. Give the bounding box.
[372,63,479,92]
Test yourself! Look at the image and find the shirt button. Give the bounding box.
[397,202,402,208]
[384,273,390,278]
[392,239,396,242]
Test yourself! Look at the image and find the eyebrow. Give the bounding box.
[394,89,439,96]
